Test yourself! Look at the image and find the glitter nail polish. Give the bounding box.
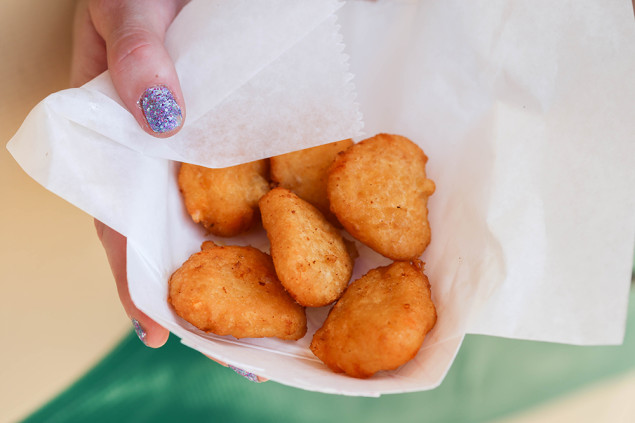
[139,85,183,134]
[228,365,260,383]
[132,318,148,345]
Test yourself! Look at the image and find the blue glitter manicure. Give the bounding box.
[228,365,260,383]
[139,85,182,133]
[132,318,148,345]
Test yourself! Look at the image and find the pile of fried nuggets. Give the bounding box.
[168,133,437,379]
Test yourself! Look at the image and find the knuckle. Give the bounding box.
[108,28,157,70]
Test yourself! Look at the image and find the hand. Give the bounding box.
[93,220,169,347]
[71,0,187,137]
[71,0,190,348]
[71,0,266,382]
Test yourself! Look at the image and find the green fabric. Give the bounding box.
[24,286,635,423]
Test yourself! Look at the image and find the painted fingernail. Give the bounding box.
[228,365,260,383]
[132,318,148,345]
[139,85,183,134]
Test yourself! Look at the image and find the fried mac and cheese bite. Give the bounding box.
[178,160,270,237]
[259,187,353,307]
[310,260,437,378]
[327,134,435,260]
[168,241,306,340]
[270,139,353,223]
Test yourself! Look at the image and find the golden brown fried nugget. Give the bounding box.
[178,160,270,237]
[270,139,354,222]
[327,134,435,260]
[168,241,306,340]
[310,261,437,378]
[259,188,353,307]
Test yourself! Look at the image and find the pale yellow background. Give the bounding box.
[1,1,633,422]
[0,1,129,422]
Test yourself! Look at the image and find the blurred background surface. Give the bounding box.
[1,1,633,422]
[0,1,130,421]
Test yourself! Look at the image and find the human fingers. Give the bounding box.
[202,354,268,383]
[88,0,188,136]
[94,220,170,347]
[228,365,268,383]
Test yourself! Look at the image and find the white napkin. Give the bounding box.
[7,0,635,396]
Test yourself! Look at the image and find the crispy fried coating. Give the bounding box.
[327,134,435,260]
[310,260,437,378]
[178,160,270,237]
[259,187,353,307]
[270,139,353,223]
[168,241,306,340]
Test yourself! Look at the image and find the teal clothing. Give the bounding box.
[24,285,634,423]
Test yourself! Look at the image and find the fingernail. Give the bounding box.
[132,318,148,345]
[228,365,260,383]
[139,85,183,133]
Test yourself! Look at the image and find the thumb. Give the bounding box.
[89,0,187,137]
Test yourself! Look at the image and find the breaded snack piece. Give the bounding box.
[168,241,306,340]
[327,134,435,260]
[270,139,353,222]
[259,187,353,307]
[310,260,437,378]
[178,160,270,237]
